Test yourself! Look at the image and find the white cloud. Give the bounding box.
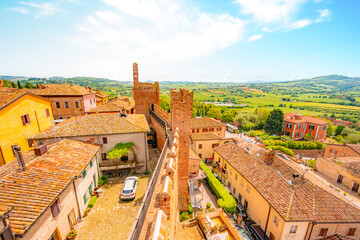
[74,0,245,62]
[319,8,329,17]
[288,19,312,29]
[234,0,306,24]
[248,34,263,41]
[11,7,28,14]
[19,1,65,18]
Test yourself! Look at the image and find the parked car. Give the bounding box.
[244,219,269,240]
[235,204,248,220]
[234,224,253,240]
[120,176,138,200]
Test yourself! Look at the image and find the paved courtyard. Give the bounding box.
[76,176,149,240]
[194,182,219,210]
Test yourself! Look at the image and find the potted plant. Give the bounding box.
[198,179,203,186]
[66,230,77,240]
[206,202,211,209]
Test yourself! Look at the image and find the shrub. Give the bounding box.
[67,230,77,237]
[180,211,190,221]
[88,195,97,208]
[188,203,193,214]
[200,162,236,213]
[206,202,211,208]
[249,131,256,137]
[98,175,109,187]
[266,146,294,156]
[307,159,316,169]
[263,140,324,150]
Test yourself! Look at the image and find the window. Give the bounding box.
[64,102,69,108]
[121,155,128,161]
[56,102,60,108]
[217,127,222,131]
[295,133,299,137]
[319,228,328,237]
[287,123,292,128]
[198,154,202,158]
[290,225,297,234]
[75,102,80,108]
[199,144,202,149]
[90,160,93,168]
[83,193,88,204]
[203,128,208,132]
[321,133,324,138]
[45,108,50,117]
[285,131,290,136]
[238,193,242,202]
[196,129,200,133]
[103,137,108,144]
[37,139,44,145]
[273,215,279,227]
[235,174,237,180]
[192,129,195,133]
[241,179,244,186]
[51,199,61,217]
[233,187,236,194]
[352,182,359,193]
[21,114,31,125]
[244,200,248,210]
[336,174,344,184]
[224,163,227,169]
[209,128,214,132]
[309,125,315,130]
[297,124,301,129]
[246,185,251,193]
[89,184,93,195]
[347,228,356,236]
[212,143,218,148]
[102,153,107,160]
[28,139,33,148]
[227,181,231,188]
[323,125,327,130]
[82,169,87,178]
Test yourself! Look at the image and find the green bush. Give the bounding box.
[266,146,294,156]
[200,162,236,213]
[206,202,211,208]
[67,230,77,237]
[188,203,193,214]
[98,175,109,187]
[307,159,316,169]
[88,195,97,208]
[263,140,324,150]
[180,211,190,221]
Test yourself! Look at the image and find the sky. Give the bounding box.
[0,0,360,82]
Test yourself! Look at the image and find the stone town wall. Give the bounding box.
[154,104,170,126]
[150,115,167,151]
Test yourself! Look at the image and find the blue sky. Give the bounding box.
[0,0,359,82]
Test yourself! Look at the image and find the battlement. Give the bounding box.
[154,104,170,125]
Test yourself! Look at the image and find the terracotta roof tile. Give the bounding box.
[348,144,360,155]
[191,117,226,129]
[0,139,101,236]
[214,142,360,223]
[0,90,51,110]
[86,97,135,113]
[284,113,328,125]
[29,113,150,139]
[25,84,93,96]
[190,132,221,141]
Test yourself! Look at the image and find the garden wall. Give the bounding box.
[292,149,325,158]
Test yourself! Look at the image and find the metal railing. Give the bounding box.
[127,137,169,240]
[150,109,167,131]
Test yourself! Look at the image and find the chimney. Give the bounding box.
[133,63,139,85]
[12,145,27,171]
[34,145,48,156]
[264,149,276,165]
[120,109,127,118]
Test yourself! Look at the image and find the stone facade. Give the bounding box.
[132,63,160,122]
[170,88,193,212]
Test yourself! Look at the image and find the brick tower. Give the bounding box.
[132,63,160,121]
[170,88,193,212]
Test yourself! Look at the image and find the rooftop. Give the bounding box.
[191,117,226,129]
[25,84,94,96]
[214,142,360,223]
[0,139,101,236]
[86,97,135,113]
[284,113,328,125]
[191,132,221,141]
[0,89,50,110]
[29,113,150,139]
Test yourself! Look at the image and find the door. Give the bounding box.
[352,182,359,193]
[269,232,275,240]
[336,175,344,184]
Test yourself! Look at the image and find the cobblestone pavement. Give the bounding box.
[194,182,219,210]
[279,158,360,208]
[76,176,149,240]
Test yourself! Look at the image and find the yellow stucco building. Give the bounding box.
[0,89,53,165]
[213,142,360,240]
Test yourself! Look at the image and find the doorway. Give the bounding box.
[336,175,344,184]
[352,182,359,193]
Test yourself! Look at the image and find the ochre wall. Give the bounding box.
[0,95,53,165]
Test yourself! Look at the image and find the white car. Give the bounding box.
[120,176,138,200]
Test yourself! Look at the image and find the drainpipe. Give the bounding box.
[144,133,148,172]
[305,222,315,240]
[264,204,271,233]
[72,178,82,219]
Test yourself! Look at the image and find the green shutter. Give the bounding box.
[90,160,93,168]
[82,170,87,178]
[83,193,87,204]
[89,185,93,195]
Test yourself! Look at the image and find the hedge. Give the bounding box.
[88,196,97,208]
[200,162,236,213]
[263,140,325,150]
[266,146,294,156]
[98,175,108,187]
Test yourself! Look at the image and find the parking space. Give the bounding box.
[76,176,149,240]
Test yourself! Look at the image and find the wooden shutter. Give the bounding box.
[51,199,60,217]
[26,114,31,124]
[46,108,50,117]
[21,115,26,125]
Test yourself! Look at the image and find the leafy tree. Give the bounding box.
[207,107,222,119]
[341,127,356,137]
[347,133,360,144]
[326,123,335,137]
[335,125,346,136]
[17,81,22,89]
[264,109,284,135]
[160,99,170,112]
[234,111,258,129]
[11,81,16,88]
[255,108,270,128]
[304,133,311,141]
[221,111,234,123]
[24,82,35,89]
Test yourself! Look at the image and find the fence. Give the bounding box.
[127,136,169,240]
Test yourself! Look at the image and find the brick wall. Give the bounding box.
[150,116,167,151]
[153,104,170,126]
[292,149,325,158]
[170,88,193,212]
[324,144,360,158]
